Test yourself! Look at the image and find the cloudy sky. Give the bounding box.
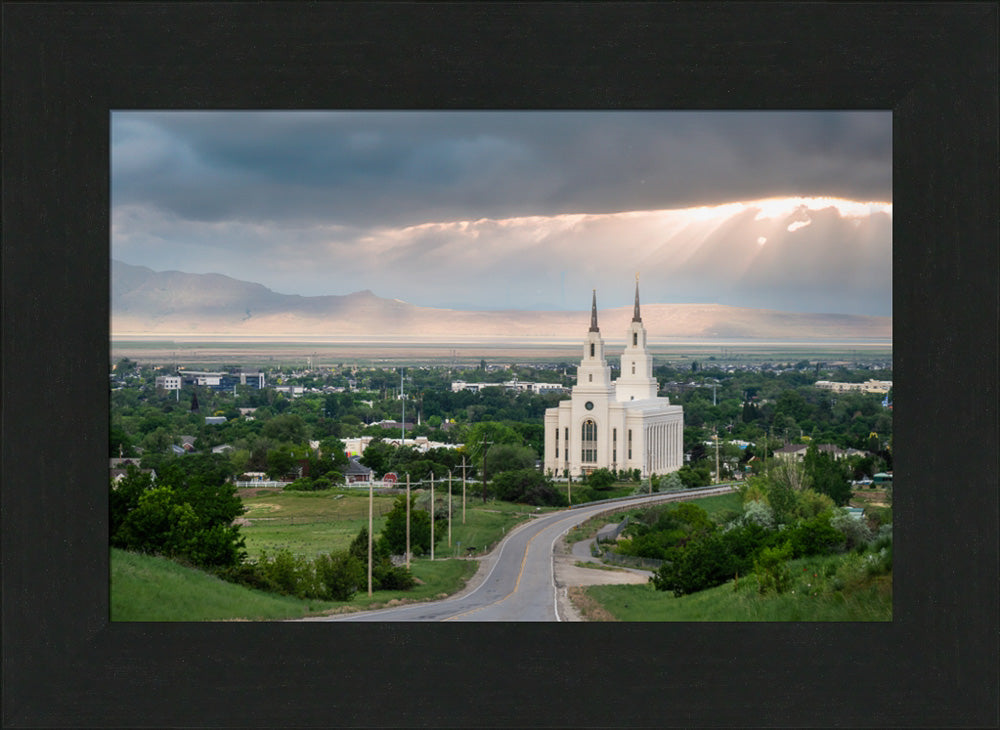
[112,111,892,315]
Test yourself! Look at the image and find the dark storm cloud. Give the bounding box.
[112,111,891,229]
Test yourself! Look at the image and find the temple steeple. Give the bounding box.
[576,290,612,391]
[616,276,658,401]
[632,274,642,322]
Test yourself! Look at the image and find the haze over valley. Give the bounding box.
[112,260,891,342]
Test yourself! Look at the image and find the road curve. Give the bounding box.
[301,485,735,622]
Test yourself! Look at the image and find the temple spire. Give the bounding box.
[589,289,599,332]
[632,273,642,322]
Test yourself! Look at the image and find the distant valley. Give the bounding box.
[112,260,891,341]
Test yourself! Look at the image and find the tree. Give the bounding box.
[485,443,537,476]
[114,456,247,569]
[463,421,523,469]
[585,467,616,491]
[110,425,137,457]
[804,445,853,506]
[769,459,812,493]
[262,413,307,444]
[359,438,394,476]
[379,495,440,556]
[266,449,297,480]
[491,469,567,506]
[313,551,365,601]
[660,471,684,491]
[676,463,711,489]
[349,526,416,591]
[141,427,174,455]
[319,436,349,468]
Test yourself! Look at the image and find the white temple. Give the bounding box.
[543,279,684,478]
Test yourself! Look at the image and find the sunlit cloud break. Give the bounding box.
[111,110,892,316]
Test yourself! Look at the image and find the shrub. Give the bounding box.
[787,513,844,558]
[348,526,416,592]
[754,542,793,595]
[258,549,304,596]
[652,532,737,597]
[314,551,365,601]
[660,471,684,491]
[373,563,416,591]
[491,469,567,506]
[794,489,836,520]
[380,495,438,556]
[831,511,874,550]
[585,468,616,490]
[864,545,892,577]
[742,499,775,529]
[284,475,335,491]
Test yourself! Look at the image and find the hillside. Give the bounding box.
[112,260,891,340]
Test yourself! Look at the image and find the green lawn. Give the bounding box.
[240,488,548,559]
[111,548,336,621]
[111,548,478,621]
[579,553,892,621]
[241,518,387,560]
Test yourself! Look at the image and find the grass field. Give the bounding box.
[239,489,396,560]
[577,552,892,621]
[111,548,337,620]
[111,548,479,621]
[239,488,551,560]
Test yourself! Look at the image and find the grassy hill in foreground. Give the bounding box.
[111,548,333,621]
[111,548,478,621]
[576,551,892,621]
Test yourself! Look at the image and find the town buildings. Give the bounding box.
[450,379,567,394]
[543,281,684,478]
[157,369,266,391]
[814,379,892,394]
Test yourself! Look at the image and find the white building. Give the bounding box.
[544,282,684,478]
[342,435,461,459]
[155,375,181,390]
[451,379,567,394]
[814,379,892,394]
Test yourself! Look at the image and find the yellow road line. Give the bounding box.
[443,513,579,621]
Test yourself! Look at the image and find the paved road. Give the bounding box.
[303,485,735,622]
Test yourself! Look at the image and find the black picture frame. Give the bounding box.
[3,2,997,727]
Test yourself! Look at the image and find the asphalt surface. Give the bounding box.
[302,485,734,622]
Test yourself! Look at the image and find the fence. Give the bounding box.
[595,515,629,543]
[595,550,664,571]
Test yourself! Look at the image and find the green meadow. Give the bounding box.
[578,551,892,622]
[111,547,478,621]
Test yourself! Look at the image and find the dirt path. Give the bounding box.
[552,534,652,621]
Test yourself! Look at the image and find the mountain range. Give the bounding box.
[111,260,891,340]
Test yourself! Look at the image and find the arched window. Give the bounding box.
[581,419,598,463]
[633,332,638,346]
[590,343,595,357]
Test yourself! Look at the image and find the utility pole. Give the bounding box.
[715,427,720,484]
[567,471,571,506]
[481,435,493,504]
[405,472,411,569]
[447,470,452,547]
[430,472,435,561]
[461,457,467,524]
[400,368,405,444]
[367,476,373,597]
